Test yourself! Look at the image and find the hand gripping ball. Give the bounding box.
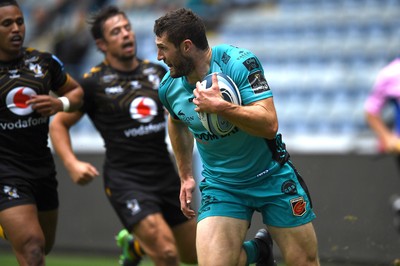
[198,72,242,136]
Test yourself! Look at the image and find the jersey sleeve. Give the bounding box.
[364,60,400,115]
[365,76,389,115]
[78,75,98,114]
[217,45,272,105]
[48,54,69,93]
[239,55,272,105]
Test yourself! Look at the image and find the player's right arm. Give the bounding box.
[366,111,400,153]
[167,114,196,219]
[49,111,99,185]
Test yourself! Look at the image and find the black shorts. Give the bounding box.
[0,176,59,212]
[104,167,188,232]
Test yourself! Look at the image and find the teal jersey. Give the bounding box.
[159,44,284,185]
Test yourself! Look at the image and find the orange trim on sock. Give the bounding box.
[133,239,143,257]
[0,225,6,239]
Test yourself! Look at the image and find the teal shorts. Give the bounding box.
[197,162,316,227]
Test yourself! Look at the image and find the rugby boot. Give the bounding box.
[116,229,143,266]
[254,228,277,266]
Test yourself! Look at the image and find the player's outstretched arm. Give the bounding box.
[50,111,99,185]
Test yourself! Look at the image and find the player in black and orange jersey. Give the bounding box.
[49,6,197,266]
[0,0,84,265]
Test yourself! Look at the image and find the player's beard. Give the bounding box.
[114,43,137,62]
[118,53,135,62]
[169,51,194,78]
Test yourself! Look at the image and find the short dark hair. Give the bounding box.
[0,0,19,8]
[154,8,208,50]
[88,5,127,40]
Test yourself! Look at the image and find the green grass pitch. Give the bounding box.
[0,252,272,266]
[0,252,153,266]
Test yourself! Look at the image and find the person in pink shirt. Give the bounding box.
[365,58,400,152]
[365,57,400,232]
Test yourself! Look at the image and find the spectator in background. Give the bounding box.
[365,57,400,232]
[0,0,83,265]
[53,7,92,79]
[25,1,108,77]
[185,0,226,30]
[49,6,197,266]
[116,0,184,11]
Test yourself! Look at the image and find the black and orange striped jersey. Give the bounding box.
[0,47,69,179]
[80,59,173,182]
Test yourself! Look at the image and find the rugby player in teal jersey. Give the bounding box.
[154,8,320,266]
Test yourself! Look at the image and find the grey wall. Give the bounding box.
[1,153,400,264]
[269,154,400,264]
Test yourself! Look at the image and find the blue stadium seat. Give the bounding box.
[66,0,396,152]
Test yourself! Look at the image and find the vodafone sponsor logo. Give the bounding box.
[124,97,165,137]
[1,87,48,131]
[0,116,48,131]
[129,96,157,123]
[6,87,36,115]
[124,122,165,138]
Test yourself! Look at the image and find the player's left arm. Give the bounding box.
[27,75,83,117]
[193,73,278,139]
[55,74,84,112]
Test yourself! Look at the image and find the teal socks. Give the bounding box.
[243,239,258,265]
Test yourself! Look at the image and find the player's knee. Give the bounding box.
[304,250,319,265]
[163,248,179,262]
[284,249,319,266]
[153,247,179,265]
[19,235,46,264]
[143,235,179,264]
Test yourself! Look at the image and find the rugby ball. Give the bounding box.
[198,72,242,135]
